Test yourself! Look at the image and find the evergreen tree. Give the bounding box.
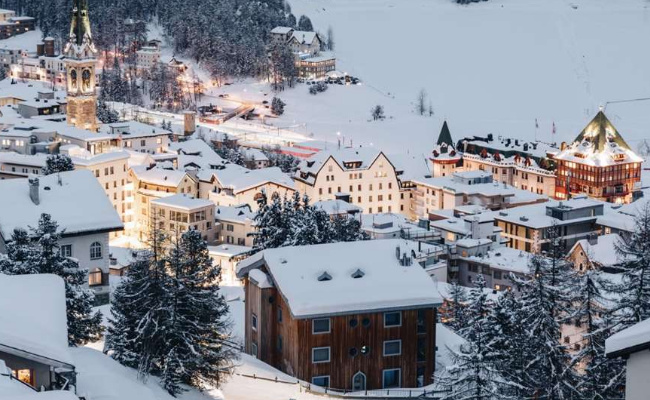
[513,236,579,399]
[0,214,102,345]
[97,98,120,123]
[439,281,468,332]
[608,203,650,328]
[105,252,152,368]
[297,15,313,31]
[43,154,75,175]
[443,276,500,400]
[570,269,625,400]
[161,229,233,395]
[326,26,335,51]
[271,97,285,115]
[0,66,6,81]
[371,105,385,121]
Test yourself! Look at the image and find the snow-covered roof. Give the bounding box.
[0,170,123,239]
[215,205,254,224]
[606,317,650,357]
[0,152,47,167]
[98,121,170,139]
[389,152,431,182]
[0,274,74,367]
[271,26,293,34]
[241,147,269,162]
[211,165,294,193]
[0,79,66,102]
[460,246,532,274]
[296,147,389,182]
[490,198,605,229]
[300,51,336,63]
[569,234,631,267]
[208,244,252,257]
[290,30,319,44]
[555,111,643,167]
[237,239,442,318]
[131,165,191,187]
[151,193,213,210]
[0,29,42,51]
[64,146,130,166]
[313,199,362,215]
[435,323,465,369]
[249,269,274,289]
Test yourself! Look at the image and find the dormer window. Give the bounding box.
[317,272,332,281]
[351,269,365,279]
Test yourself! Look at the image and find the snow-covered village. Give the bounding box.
[1,0,650,399]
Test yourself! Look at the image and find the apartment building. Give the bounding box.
[215,205,255,247]
[236,240,442,390]
[150,194,217,243]
[293,148,404,215]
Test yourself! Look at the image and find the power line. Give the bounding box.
[604,97,650,110]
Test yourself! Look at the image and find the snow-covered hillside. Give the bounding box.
[267,0,650,152]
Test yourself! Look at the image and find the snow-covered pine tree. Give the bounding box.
[43,154,75,175]
[332,216,367,242]
[105,252,152,368]
[570,269,625,400]
[443,275,500,400]
[161,229,233,395]
[0,228,39,274]
[513,229,579,399]
[297,15,313,31]
[481,288,527,398]
[271,97,285,115]
[0,214,103,345]
[252,192,288,250]
[608,203,650,328]
[97,98,120,123]
[439,281,468,332]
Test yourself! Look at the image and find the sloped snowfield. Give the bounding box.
[274,0,650,153]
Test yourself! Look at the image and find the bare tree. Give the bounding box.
[326,26,335,51]
[416,88,427,115]
[371,105,385,121]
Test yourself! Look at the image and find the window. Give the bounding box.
[90,242,102,260]
[251,342,258,358]
[312,347,330,363]
[382,369,401,389]
[226,224,234,232]
[60,244,72,258]
[417,309,426,334]
[277,334,283,351]
[278,307,283,323]
[312,376,330,387]
[312,318,330,334]
[12,369,33,386]
[383,340,402,356]
[252,314,258,331]
[140,139,146,147]
[384,311,401,327]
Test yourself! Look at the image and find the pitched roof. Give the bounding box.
[437,121,454,147]
[571,111,632,153]
[237,239,442,318]
[0,170,123,239]
[0,274,74,368]
[606,317,650,357]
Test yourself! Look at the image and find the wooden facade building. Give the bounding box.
[237,240,442,391]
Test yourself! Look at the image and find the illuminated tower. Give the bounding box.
[64,0,98,131]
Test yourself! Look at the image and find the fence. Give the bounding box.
[237,373,447,399]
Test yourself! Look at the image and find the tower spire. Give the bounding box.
[69,0,93,47]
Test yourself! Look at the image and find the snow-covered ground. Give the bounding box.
[200,0,650,155]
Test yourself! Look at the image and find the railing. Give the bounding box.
[236,372,447,399]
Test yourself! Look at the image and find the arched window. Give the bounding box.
[90,242,102,260]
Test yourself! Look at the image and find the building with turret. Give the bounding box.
[64,0,98,131]
[554,111,643,204]
[430,121,461,178]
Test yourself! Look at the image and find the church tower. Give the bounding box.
[64,0,98,131]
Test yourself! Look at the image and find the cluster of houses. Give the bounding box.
[0,1,649,398]
[270,26,336,80]
[0,9,35,40]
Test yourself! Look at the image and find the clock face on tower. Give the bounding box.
[82,69,91,91]
[70,69,77,91]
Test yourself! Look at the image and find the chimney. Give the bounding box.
[28,176,39,205]
[36,42,45,57]
[44,38,55,57]
[560,141,567,151]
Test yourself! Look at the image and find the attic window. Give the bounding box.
[351,269,365,279]
[317,272,332,281]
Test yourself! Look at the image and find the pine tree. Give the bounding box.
[0,214,102,345]
[271,97,285,115]
[297,15,313,31]
[43,154,75,175]
[439,281,468,332]
[608,203,650,329]
[443,275,500,400]
[161,229,233,395]
[570,269,625,400]
[513,231,579,399]
[105,252,152,368]
[97,98,120,123]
